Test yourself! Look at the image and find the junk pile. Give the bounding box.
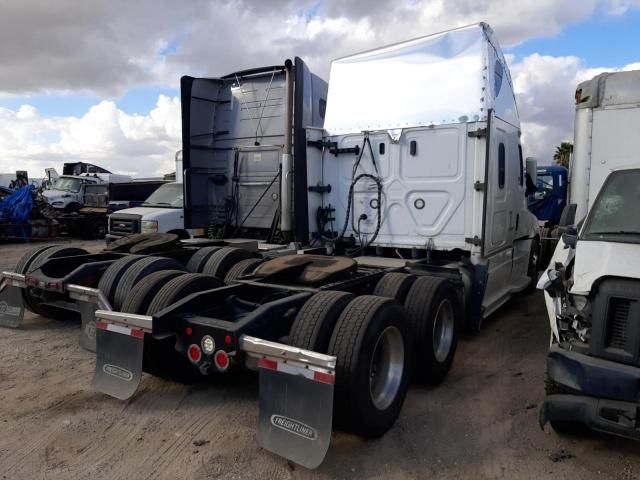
[0,185,59,240]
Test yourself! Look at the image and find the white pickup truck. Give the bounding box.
[106,182,201,243]
[539,70,640,441]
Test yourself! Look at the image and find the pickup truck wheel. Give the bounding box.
[63,202,82,213]
[97,255,145,306]
[404,276,459,385]
[328,295,410,438]
[289,291,354,353]
[202,247,255,280]
[121,270,185,315]
[186,246,222,273]
[224,258,263,285]
[114,256,186,310]
[373,273,416,303]
[146,273,223,315]
[23,246,89,317]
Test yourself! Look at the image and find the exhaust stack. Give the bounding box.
[280,59,294,233]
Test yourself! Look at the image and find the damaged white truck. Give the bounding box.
[0,24,538,468]
[539,70,640,439]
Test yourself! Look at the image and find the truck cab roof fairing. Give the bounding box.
[323,22,519,135]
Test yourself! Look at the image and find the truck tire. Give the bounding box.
[186,246,222,273]
[28,245,88,272]
[14,245,56,315]
[224,258,263,285]
[373,273,416,303]
[97,255,144,306]
[146,273,223,315]
[121,270,185,315]
[129,233,181,254]
[288,291,355,353]
[113,257,186,310]
[24,246,89,317]
[404,276,460,385]
[328,295,410,438]
[14,245,55,274]
[201,247,255,280]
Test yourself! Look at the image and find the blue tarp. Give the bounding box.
[0,185,33,223]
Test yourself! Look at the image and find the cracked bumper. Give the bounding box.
[541,345,640,440]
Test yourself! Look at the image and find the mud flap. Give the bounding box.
[0,273,26,328]
[240,335,336,469]
[67,284,113,353]
[92,310,151,400]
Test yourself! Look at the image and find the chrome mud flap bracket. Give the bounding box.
[92,310,151,400]
[241,335,336,469]
[67,284,113,353]
[0,272,26,328]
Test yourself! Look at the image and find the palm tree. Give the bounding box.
[553,142,573,168]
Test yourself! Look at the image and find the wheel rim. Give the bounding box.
[432,299,455,363]
[369,326,404,410]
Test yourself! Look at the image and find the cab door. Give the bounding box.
[482,115,516,312]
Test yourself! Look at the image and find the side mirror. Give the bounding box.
[562,232,578,249]
[558,204,577,227]
[525,157,537,185]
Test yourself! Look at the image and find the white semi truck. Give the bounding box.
[42,162,132,212]
[1,24,538,468]
[539,70,640,440]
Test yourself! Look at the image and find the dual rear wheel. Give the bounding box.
[288,272,460,437]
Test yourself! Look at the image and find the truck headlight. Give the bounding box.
[141,220,158,233]
[571,294,588,311]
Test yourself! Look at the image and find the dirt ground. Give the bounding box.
[0,240,639,480]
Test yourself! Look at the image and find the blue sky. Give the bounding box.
[509,9,640,65]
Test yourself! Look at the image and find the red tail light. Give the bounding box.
[187,344,202,364]
[214,350,230,371]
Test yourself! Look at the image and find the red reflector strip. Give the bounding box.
[257,357,334,384]
[130,329,145,339]
[95,321,144,338]
[313,371,335,385]
[258,358,278,371]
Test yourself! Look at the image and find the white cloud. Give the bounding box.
[0,0,635,96]
[0,0,639,177]
[511,54,639,164]
[0,96,180,179]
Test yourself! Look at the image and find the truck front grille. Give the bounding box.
[109,215,141,236]
[589,279,640,366]
[606,298,631,350]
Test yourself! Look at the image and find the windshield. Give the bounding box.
[53,177,82,193]
[581,169,640,243]
[142,183,183,208]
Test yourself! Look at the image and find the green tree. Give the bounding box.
[553,142,573,168]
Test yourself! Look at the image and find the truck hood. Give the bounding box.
[42,189,70,200]
[571,240,640,294]
[110,206,180,218]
